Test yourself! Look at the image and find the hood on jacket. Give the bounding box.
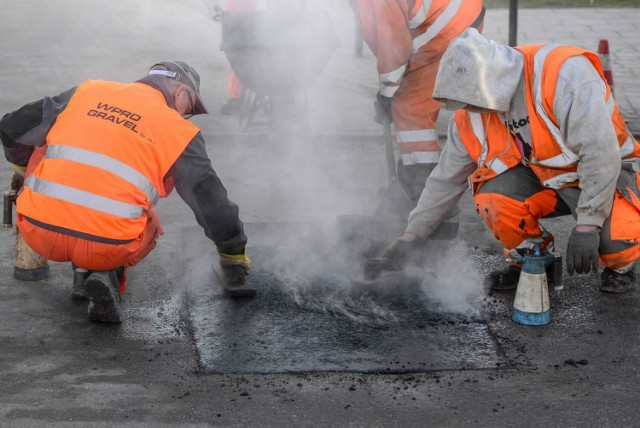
[433,28,524,112]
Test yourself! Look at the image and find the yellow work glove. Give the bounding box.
[9,163,26,174]
[218,251,251,267]
[218,250,251,286]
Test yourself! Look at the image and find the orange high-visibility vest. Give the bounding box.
[18,80,199,241]
[456,111,522,194]
[457,44,640,192]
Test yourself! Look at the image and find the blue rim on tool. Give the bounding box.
[512,308,550,326]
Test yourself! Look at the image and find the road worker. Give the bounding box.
[1,61,250,323]
[380,29,640,293]
[351,0,485,202]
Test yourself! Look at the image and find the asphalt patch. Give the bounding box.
[183,223,502,374]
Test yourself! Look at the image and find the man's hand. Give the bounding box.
[380,233,426,270]
[218,250,251,286]
[11,172,24,191]
[566,226,600,275]
[10,164,26,191]
[374,91,393,124]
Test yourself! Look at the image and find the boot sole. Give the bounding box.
[85,277,122,323]
[599,283,634,293]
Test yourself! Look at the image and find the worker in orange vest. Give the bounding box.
[221,0,302,115]
[380,29,640,293]
[351,0,485,202]
[1,61,250,323]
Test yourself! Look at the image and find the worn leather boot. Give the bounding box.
[85,270,122,323]
[600,268,635,293]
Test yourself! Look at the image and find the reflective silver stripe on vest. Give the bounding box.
[379,64,406,85]
[26,175,144,219]
[468,113,508,174]
[408,0,434,29]
[45,145,160,206]
[396,128,438,143]
[542,172,579,189]
[413,0,462,53]
[469,113,488,165]
[531,45,581,168]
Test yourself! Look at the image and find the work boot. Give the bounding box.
[396,161,436,203]
[484,265,521,291]
[600,268,635,293]
[85,270,122,323]
[71,267,90,301]
[220,98,242,115]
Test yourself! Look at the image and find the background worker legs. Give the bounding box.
[391,54,442,202]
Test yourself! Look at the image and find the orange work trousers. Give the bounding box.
[475,165,640,272]
[17,211,163,295]
[392,22,485,167]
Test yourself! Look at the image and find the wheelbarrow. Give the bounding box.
[220,10,340,145]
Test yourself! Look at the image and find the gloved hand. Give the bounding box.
[218,250,251,286]
[566,227,600,275]
[10,164,26,191]
[374,91,393,124]
[381,236,427,270]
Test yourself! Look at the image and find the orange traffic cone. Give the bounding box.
[598,39,615,98]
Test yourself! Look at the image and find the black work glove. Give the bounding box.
[566,228,600,275]
[374,91,393,124]
[381,237,427,270]
[11,172,24,192]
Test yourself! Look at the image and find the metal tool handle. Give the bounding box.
[3,190,17,228]
[374,100,396,181]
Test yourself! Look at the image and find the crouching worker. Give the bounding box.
[1,61,250,323]
[380,29,640,294]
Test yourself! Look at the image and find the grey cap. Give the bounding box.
[148,60,208,115]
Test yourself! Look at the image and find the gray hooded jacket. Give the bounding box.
[407,28,623,241]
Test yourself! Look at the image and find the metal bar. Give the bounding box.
[509,0,518,47]
[3,190,16,228]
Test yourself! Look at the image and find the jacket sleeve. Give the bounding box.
[554,55,621,228]
[405,119,477,238]
[170,132,247,255]
[353,0,413,97]
[1,87,77,167]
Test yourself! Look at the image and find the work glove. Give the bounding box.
[10,163,25,191]
[218,250,251,286]
[380,237,427,270]
[374,91,393,124]
[565,228,600,275]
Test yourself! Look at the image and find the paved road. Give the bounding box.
[1,1,640,426]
